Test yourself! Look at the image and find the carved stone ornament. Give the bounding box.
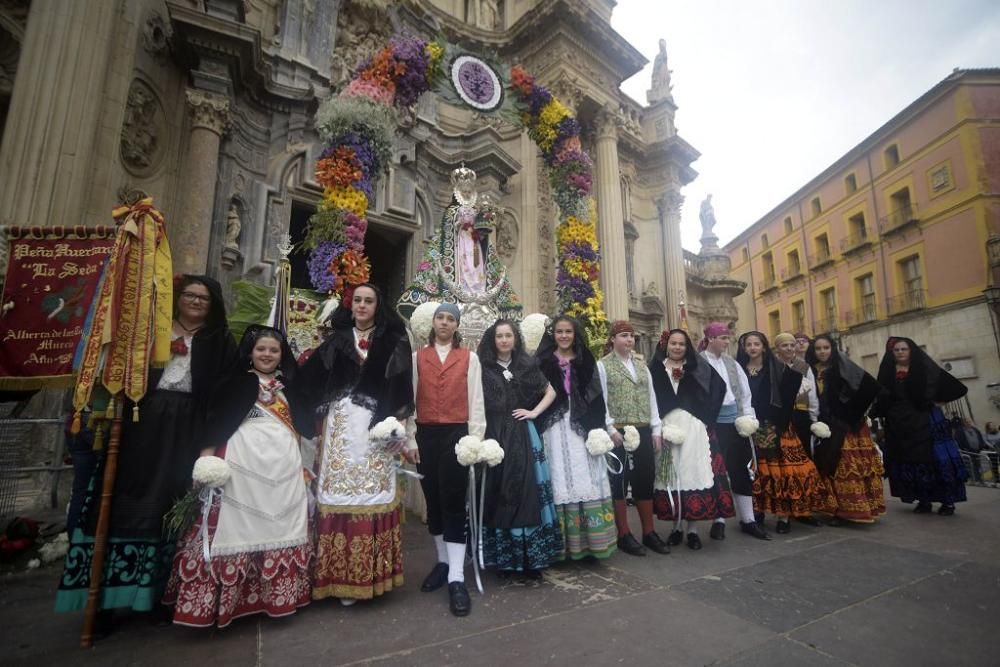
[496,211,519,262]
[120,79,166,175]
[329,1,392,88]
[141,11,172,58]
[185,89,230,135]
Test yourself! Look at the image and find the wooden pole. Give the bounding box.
[80,395,122,648]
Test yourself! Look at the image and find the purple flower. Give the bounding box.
[390,35,431,107]
[562,242,599,262]
[308,241,347,293]
[528,86,553,116]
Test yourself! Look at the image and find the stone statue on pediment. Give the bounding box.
[648,38,674,103]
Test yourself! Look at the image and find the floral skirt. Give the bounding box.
[162,499,312,628]
[554,499,617,560]
[654,442,735,522]
[312,500,404,601]
[819,425,886,523]
[752,424,830,517]
[482,422,564,572]
[885,409,967,505]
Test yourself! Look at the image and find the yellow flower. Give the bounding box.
[426,42,444,76]
[324,185,368,218]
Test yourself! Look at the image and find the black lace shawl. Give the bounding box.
[648,330,726,427]
[535,317,606,437]
[299,299,414,428]
[737,331,801,432]
[478,320,550,530]
[875,336,967,411]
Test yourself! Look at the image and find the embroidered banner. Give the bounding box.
[0,226,116,389]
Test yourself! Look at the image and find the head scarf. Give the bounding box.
[773,332,796,348]
[699,321,730,351]
[478,319,525,365]
[876,336,967,409]
[604,320,635,355]
[434,302,461,324]
[329,282,404,338]
[237,324,297,383]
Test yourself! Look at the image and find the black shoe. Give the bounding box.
[913,502,933,514]
[740,521,771,540]
[524,568,544,581]
[754,512,764,526]
[642,531,671,555]
[617,533,647,556]
[710,522,726,540]
[827,517,845,527]
[938,504,955,516]
[796,516,821,526]
[667,529,684,546]
[686,533,702,550]
[448,581,471,617]
[775,520,791,534]
[421,562,449,592]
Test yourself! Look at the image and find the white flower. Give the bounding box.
[521,313,549,355]
[409,301,441,345]
[623,425,641,452]
[502,369,514,382]
[369,416,405,444]
[455,435,484,466]
[734,415,760,438]
[811,421,832,439]
[585,429,614,456]
[193,455,231,488]
[662,424,686,445]
[481,439,505,467]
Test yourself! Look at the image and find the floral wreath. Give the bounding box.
[308,35,607,347]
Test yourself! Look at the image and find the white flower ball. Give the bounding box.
[520,313,549,355]
[811,421,832,439]
[735,415,760,438]
[409,301,441,346]
[585,429,614,456]
[663,424,686,445]
[481,439,505,467]
[623,425,641,452]
[193,456,231,488]
[369,416,405,443]
[455,435,483,466]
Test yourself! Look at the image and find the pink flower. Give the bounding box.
[341,79,395,106]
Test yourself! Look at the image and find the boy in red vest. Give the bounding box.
[410,303,485,616]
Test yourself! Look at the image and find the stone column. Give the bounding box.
[658,190,687,329]
[593,108,629,321]
[174,89,230,275]
[0,0,122,228]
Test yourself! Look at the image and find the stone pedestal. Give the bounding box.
[175,89,229,275]
[0,0,121,228]
[658,191,687,328]
[593,109,629,321]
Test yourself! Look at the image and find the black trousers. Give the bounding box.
[416,423,470,543]
[715,422,754,496]
[608,425,655,501]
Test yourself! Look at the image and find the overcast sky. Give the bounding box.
[611,0,1000,251]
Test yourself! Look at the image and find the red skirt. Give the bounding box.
[654,447,735,521]
[820,425,886,523]
[163,501,312,628]
[312,501,404,601]
[753,425,832,517]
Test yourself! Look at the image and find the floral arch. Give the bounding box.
[305,34,607,344]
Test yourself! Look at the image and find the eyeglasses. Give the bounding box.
[180,292,211,304]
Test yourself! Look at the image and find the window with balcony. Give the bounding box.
[810,197,822,218]
[768,310,781,339]
[884,143,900,169]
[816,287,837,332]
[784,249,802,280]
[890,255,926,314]
[784,217,793,235]
[855,273,877,323]
[792,300,806,334]
[845,173,857,194]
[759,251,777,292]
[883,186,917,233]
[813,233,832,266]
[843,212,869,253]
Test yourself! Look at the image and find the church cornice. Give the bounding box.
[167,2,321,113]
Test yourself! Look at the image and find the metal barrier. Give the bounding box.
[961,450,999,488]
[0,416,69,518]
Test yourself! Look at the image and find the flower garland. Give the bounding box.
[308,36,607,347]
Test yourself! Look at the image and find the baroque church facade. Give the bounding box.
[0,0,744,355]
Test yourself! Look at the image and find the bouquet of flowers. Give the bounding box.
[623,425,641,452]
[520,313,549,355]
[585,429,614,456]
[734,415,760,438]
[480,439,505,467]
[163,456,232,538]
[662,423,686,446]
[810,421,832,439]
[370,416,407,454]
[193,456,231,488]
[408,300,441,344]
[456,435,484,466]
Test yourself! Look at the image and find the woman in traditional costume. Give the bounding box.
[651,329,734,551]
[299,284,415,604]
[479,319,563,579]
[737,331,827,535]
[535,315,617,561]
[873,336,968,515]
[805,334,885,524]
[56,275,238,629]
[163,325,314,626]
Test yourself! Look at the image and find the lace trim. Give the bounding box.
[210,535,309,557]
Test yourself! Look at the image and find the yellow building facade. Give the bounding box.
[725,69,1000,423]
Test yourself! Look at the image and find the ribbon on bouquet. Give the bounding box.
[199,486,223,577]
[603,451,624,475]
[466,465,487,594]
[746,435,758,482]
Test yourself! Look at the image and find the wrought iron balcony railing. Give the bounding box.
[879,203,920,234]
[840,229,872,254]
[887,289,926,316]
[844,303,880,327]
